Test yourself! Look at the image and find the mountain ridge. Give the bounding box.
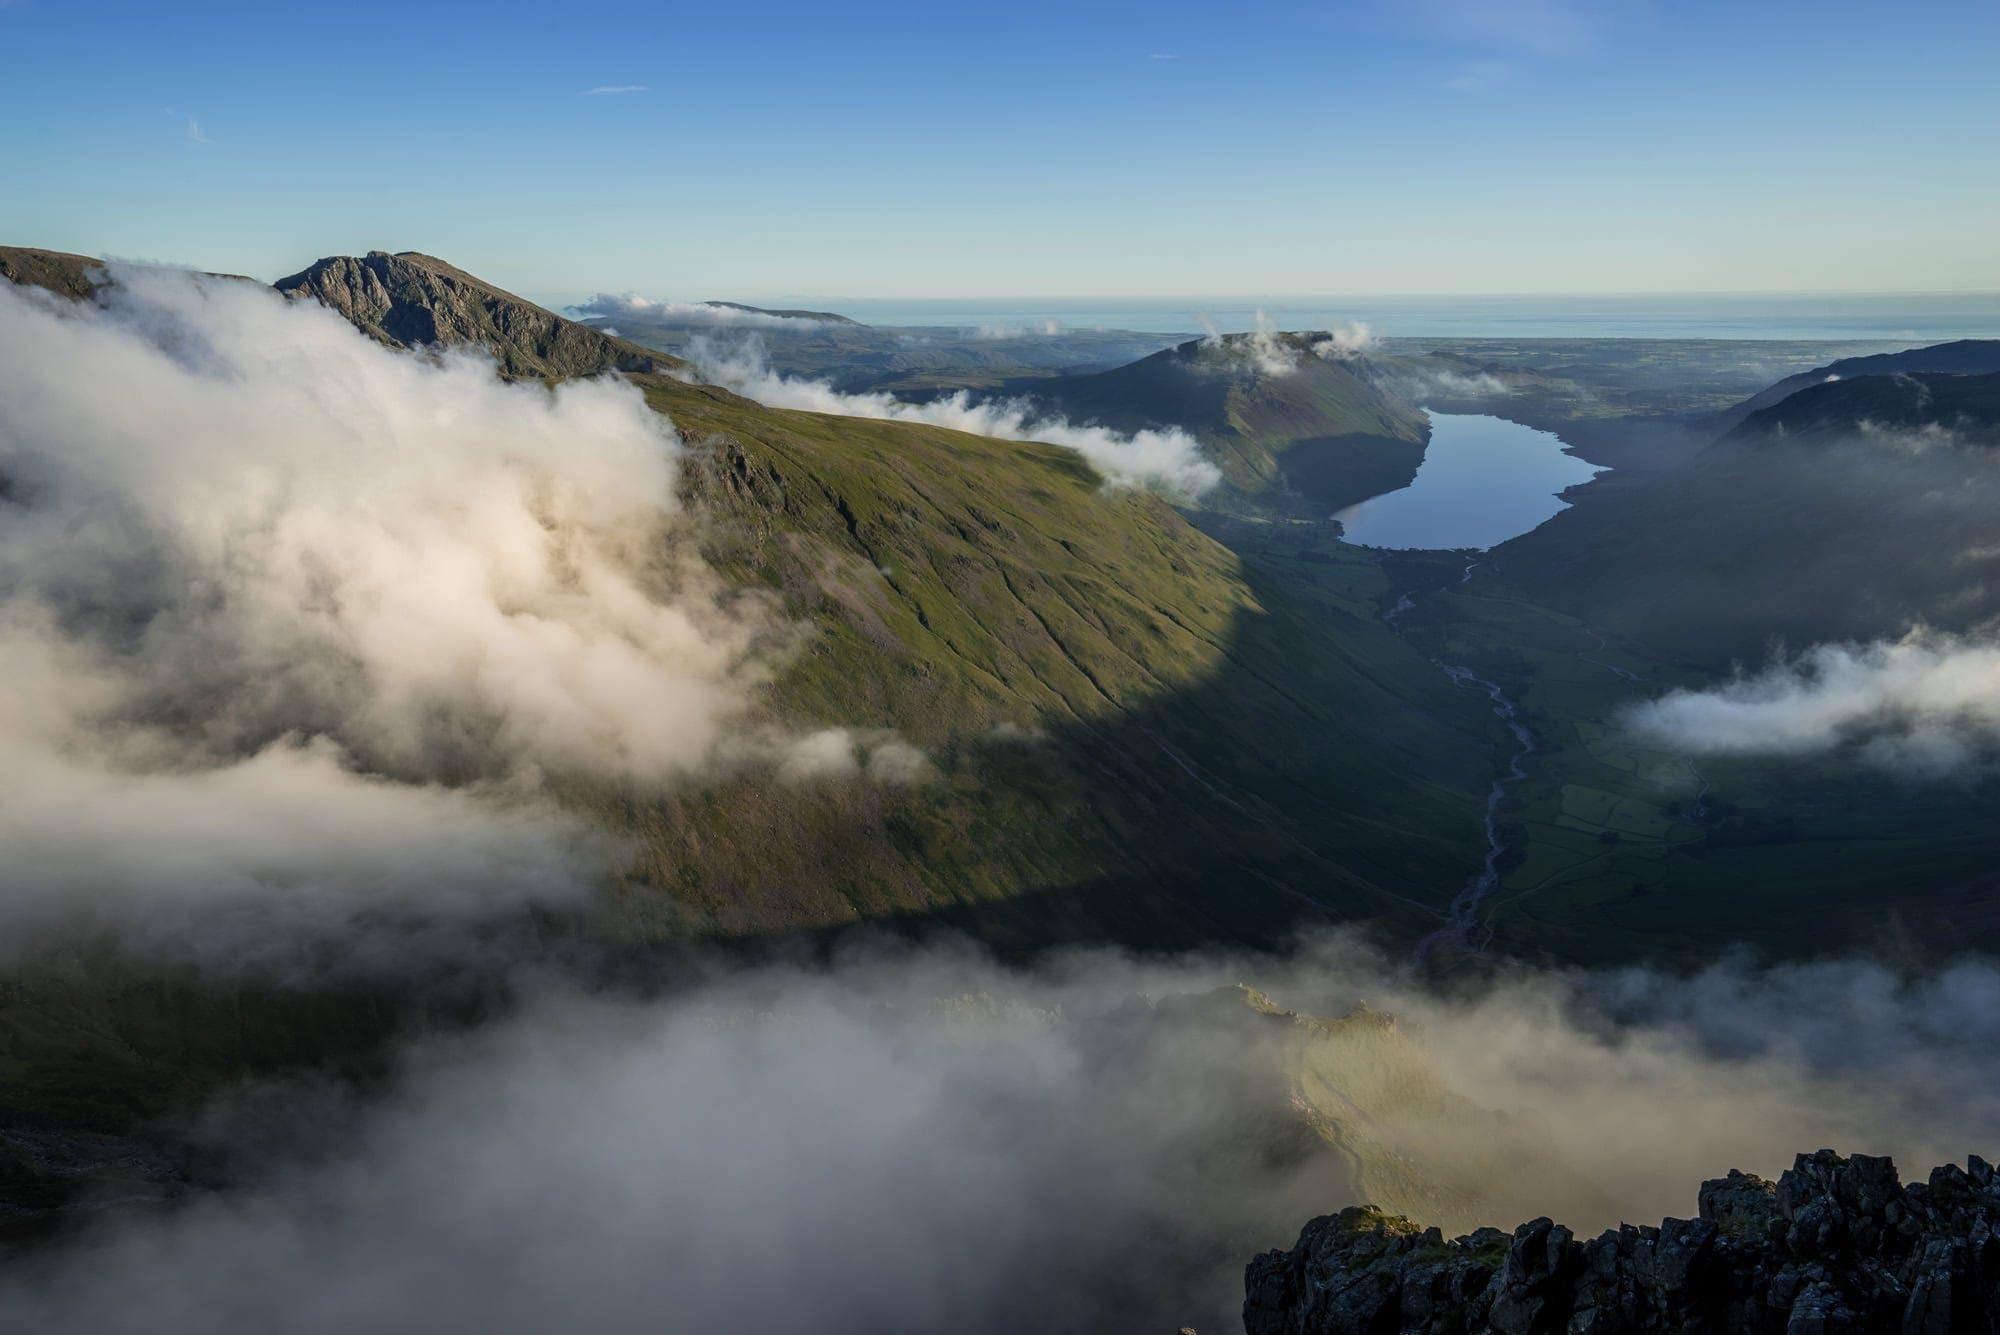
[274,250,683,379]
[1711,338,2000,431]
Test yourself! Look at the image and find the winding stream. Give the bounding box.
[1385,564,1537,965]
[1413,665,1534,964]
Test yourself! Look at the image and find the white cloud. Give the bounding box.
[575,293,833,329]
[0,270,908,969]
[7,937,2000,1333]
[974,318,1066,339]
[186,118,210,144]
[583,85,647,95]
[1626,631,2000,777]
[688,338,1221,500]
[1310,321,1379,360]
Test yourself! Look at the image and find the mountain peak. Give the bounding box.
[275,250,680,379]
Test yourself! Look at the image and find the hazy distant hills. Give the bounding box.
[275,251,681,380]
[705,299,861,324]
[591,301,1182,396]
[1026,334,1432,514]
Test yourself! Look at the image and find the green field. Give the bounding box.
[1386,560,2000,966]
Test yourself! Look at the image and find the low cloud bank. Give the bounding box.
[1626,632,2000,776]
[975,318,1066,339]
[1199,314,1380,377]
[688,339,1221,499]
[1311,320,1379,361]
[6,936,1998,1334]
[574,293,834,329]
[0,270,880,971]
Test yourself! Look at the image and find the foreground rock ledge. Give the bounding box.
[1245,1150,2000,1333]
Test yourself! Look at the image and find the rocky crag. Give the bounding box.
[1245,1150,2000,1333]
[274,250,676,379]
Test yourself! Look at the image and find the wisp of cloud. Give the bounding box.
[0,269,884,970]
[1626,631,2000,777]
[687,338,1221,499]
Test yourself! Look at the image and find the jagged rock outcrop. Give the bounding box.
[274,250,677,379]
[1245,1150,2000,1333]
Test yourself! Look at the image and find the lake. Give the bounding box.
[1332,413,1602,551]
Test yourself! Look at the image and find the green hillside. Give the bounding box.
[598,371,1496,947]
[1025,334,1431,514]
[1723,369,2000,447]
[1713,339,2000,430]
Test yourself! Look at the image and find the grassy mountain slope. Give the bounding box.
[1714,339,2000,430]
[1025,334,1430,514]
[1723,369,2000,447]
[600,371,1496,947]
[274,251,681,379]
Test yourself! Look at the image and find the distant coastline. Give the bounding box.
[624,291,2000,341]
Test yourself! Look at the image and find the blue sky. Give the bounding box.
[2,0,1996,303]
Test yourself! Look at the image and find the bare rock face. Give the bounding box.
[274,250,674,379]
[1245,1150,2000,1333]
[0,245,104,300]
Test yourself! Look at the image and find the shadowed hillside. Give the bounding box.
[1723,369,2000,447]
[606,370,1495,947]
[1491,367,2000,666]
[1713,338,2000,431]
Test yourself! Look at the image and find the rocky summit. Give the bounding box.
[1244,1150,2000,1334]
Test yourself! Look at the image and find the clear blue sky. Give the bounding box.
[3,0,1996,303]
